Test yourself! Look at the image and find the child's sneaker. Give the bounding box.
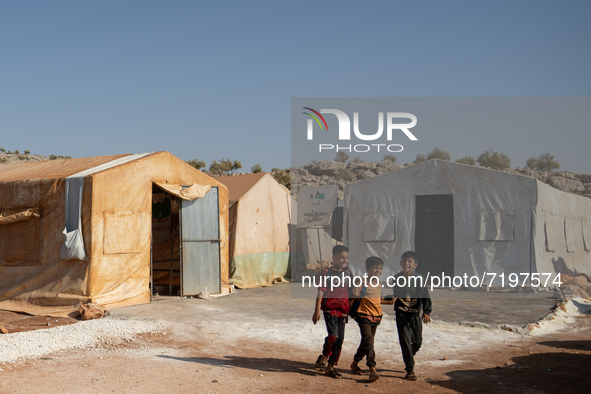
[369,371,380,382]
[404,370,417,381]
[314,355,326,372]
[325,369,342,379]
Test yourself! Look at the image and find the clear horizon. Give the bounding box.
[1,1,590,173]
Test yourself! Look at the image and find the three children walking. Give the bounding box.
[312,246,432,381]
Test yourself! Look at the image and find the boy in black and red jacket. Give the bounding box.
[312,245,351,379]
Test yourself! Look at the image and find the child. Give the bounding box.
[392,251,432,381]
[312,245,351,379]
[349,256,394,382]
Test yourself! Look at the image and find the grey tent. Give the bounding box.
[343,159,591,285]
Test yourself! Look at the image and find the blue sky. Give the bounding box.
[1,1,590,173]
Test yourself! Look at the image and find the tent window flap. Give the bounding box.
[582,219,591,252]
[477,210,514,241]
[545,220,555,252]
[565,218,577,253]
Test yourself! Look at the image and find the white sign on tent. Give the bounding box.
[297,185,338,227]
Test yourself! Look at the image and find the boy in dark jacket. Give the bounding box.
[392,251,432,381]
[312,245,351,378]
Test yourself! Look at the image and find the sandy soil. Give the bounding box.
[1,289,590,394]
[0,311,77,334]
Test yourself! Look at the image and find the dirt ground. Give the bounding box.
[1,285,590,394]
[0,311,77,334]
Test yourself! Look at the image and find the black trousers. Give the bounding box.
[395,311,422,372]
[322,313,346,365]
[353,320,378,368]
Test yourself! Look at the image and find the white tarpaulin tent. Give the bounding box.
[343,160,591,286]
[217,173,292,289]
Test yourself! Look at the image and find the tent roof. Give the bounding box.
[0,154,132,182]
[349,159,536,188]
[217,172,267,202]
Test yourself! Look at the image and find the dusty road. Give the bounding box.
[1,284,589,393]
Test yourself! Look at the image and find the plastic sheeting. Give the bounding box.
[60,153,154,261]
[61,177,86,260]
[532,181,591,277]
[218,173,292,288]
[0,207,41,225]
[344,160,591,284]
[344,160,537,283]
[297,185,338,227]
[0,151,230,316]
[154,182,211,201]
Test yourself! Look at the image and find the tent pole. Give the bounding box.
[317,229,323,269]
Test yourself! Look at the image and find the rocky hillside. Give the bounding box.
[0,152,50,164]
[291,159,591,200]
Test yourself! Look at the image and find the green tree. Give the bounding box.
[414,154,427,164]
[271,168,291,188]
[24,150,31,155]
[527,153,560,173]
[186,159,206,171]
[251,164,263,173]
[335,168,354,181]
[477,149,511,170]
[14,150,19,154]
[456,156,476,166]
[526,157,538,169]
[427,147,451,161]
[334,151,349,164]
[209,158,242,176]
[0,148,5,152]
[383,154,397,163]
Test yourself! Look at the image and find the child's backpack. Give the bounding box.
[348,286,367,319]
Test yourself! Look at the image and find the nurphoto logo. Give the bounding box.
[302,107,418,154]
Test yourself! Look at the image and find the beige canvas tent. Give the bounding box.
[217,173,292,288]
[343,159,591,285]
[0,151,229,316]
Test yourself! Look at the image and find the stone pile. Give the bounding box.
[560,274,591,299]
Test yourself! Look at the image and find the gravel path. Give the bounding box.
[0,317,165,364]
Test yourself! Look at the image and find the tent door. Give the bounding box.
[180,186,221,296]
[415,194,454,278]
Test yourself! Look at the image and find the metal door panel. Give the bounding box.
[415,194,454,278]
[180,186,221,295]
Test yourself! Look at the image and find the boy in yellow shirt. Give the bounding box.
[349,256,394,382]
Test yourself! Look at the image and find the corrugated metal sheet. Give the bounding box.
[180,186,221,295]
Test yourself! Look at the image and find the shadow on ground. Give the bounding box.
[157,355,320,376]
[428,339,591,394]
[157,354,408,383]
